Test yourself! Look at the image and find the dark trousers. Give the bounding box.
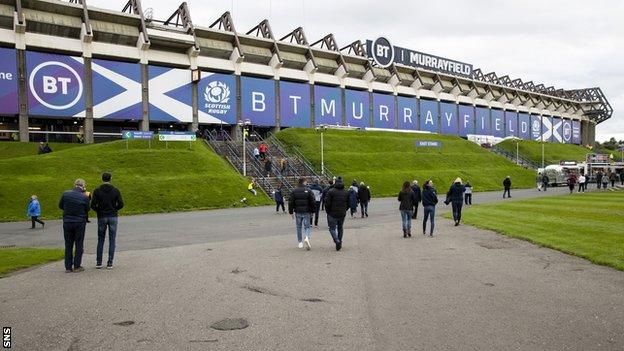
[360,201,369,217]
[411,203,419,219]
[451,201,463,222]
[423,205,435,235]
[464,194,472,205]
[611,180,616,187]
[503,188,511,198]
[314,201,321,226]
[97,216,118,265]
[578,183,583,192]
[543,182,548,191]
[63,222,86,270]
[30,216,44,228]
[597,181,602,189]
[327,215,345,243]
[276,201,285,212]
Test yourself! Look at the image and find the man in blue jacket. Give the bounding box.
[58,179,90,273]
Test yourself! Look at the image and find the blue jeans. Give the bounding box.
[97,216,118,265]
[400,210,412,231]
[423,205,435,235]
[63,222,86,270]
[295,212,311,243]
[327,215,345,243]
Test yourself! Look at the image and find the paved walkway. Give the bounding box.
[1,186,623,350]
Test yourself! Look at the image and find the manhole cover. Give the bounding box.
[210,318,249,331]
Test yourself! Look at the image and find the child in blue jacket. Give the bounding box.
[27,195,45,229]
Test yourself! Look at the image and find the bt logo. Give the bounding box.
[29,61,83,110]
[371,37,394,68]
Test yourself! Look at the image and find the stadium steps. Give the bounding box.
[490,145,541,170]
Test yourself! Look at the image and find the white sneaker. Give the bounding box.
[298,242,304,249]
[304,236,311,250]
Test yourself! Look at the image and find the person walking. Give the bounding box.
[348,181,359,218]
[411,180,422,219]
[288,178,315,250]
[91,172,124,269]
[578,174,586,193]
[566,174,576,194]
[274,184,286,213]
[536,172,543,191]
[324,177,349,251]
[358,182,371,218]
[253,146,260,160]
[609,172,617,188]
[259,142,268,159]
[422,180,438,237]
[503,176,512,198]
[542,174,549,191]
[58,179,90,273]
[309,180,323,227]
[602,172,609,189]
[620,171,624,186]
[445,178,465,226]
[464,182,473,205]
[596,171,603,189]
[398,181,416,238]
[27,195,45,229]
[263,157,273,177]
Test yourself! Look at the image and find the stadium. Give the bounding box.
[0,0,613,145]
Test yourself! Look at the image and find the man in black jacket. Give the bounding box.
[91,172,124,269]
[324,177,350,251]
[445,178,465,226]
[357,182,371,218]
[288,177,316,250]
[59,179,90,273]
[411,180,422,219]
[503,176,512,198]
[421,180,438,237]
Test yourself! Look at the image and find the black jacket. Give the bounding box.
[91,183,124,218]
[288,186,315,214]
[324,180,349,218]
[411,184,422,203]
[422,186,438,207]
[398,189,416,211]
[503,178,512,189]
[358,185,371,203]
[446,182,464,203]
[59,188,90,223]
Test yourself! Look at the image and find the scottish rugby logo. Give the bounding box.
[205,81,230,104]
[532,120,540,132]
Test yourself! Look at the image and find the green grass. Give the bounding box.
[0,247,64,277]
[0,140,270,222]
[497,139,590,165]
[276,128,537,197]
[0,141,83,160]
[452,191,624,271]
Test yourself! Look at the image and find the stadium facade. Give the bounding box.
[0,0,613,144]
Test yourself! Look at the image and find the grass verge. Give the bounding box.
[0,247,64,277]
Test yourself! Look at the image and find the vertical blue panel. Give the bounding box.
[372,93,395,129]
[491,109,505,137]
[552,117,563,143]
[198,72,237,124]
[562,119,573,144]
[439,102,458,135]
[314,85,342,126]
[419,99,438,132]
[530,115,542,141]
[0,47,18,114]
[518,113,530,140]
[541,116,552,142]
[279,81,310,127]
[572,120,581,145]
[476,107,491,135]
[345,89,369,128]
[397,96,418,130]
[92,59,142,120]
[241,76,276,126]
[505,111,518,137]
[458,105,474,137]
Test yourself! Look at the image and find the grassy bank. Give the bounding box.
[454,190,624,271]
[0,141,83,160]
[497,140,589,165]
[0,140,270,222]
[0,247,64,277]
[276,128,537,197]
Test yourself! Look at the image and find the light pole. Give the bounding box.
[516,139,520,165]
[238,119,251,176]
[541,140,545,169]
[316,125,327,175]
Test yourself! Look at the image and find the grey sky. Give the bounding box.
[90,0,623,141]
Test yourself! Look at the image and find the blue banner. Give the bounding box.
[372,93,395,129]
[279,81,310,127]
[518,113,530,140]
[476,107,490,135]
[314,85,342,126]
[199,71,237,124]
[397,96,417,130]
[491,109,504,137]
[562,119,573,144]
[505,111,518,137]
[440,101,457,135]
[572,120,581,144]
[458,105,474,137]
[122,130,153,139]
[92,59,142,120]
[552,117,563,143]
[148,65,192,122]
[241,76,276,126]
[345,89,369,128]
[26,51,85,117]
[530,115,541,141]
[0,47,18,115]
[541,116,552,142]
[419,99,438,132]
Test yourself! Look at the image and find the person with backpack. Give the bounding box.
[503,176,512,198]
[288,178,315,250]
[274,183,286,213]
[358,182,371,218]
[422,180,438,237]
[445,178,465,226]
[91,172,124,269]
[398,181,416,238]
[309,180,323,227]
[411,180,422,219]
[27,195,45,229]
[464,182,473,205]
[324,177,349,251]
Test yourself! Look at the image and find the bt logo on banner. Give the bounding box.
[30,61,83,110]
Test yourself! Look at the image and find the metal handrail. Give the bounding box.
[266,132,322,178]
[492,146,540,169]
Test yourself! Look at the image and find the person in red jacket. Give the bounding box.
[259,143,268,159]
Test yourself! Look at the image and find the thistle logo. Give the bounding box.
[29,61,83,110]
[203,80,232,116]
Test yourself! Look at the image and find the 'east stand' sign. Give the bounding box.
[365,37,473,78]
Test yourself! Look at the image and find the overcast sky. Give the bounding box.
[90,0,623,141]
